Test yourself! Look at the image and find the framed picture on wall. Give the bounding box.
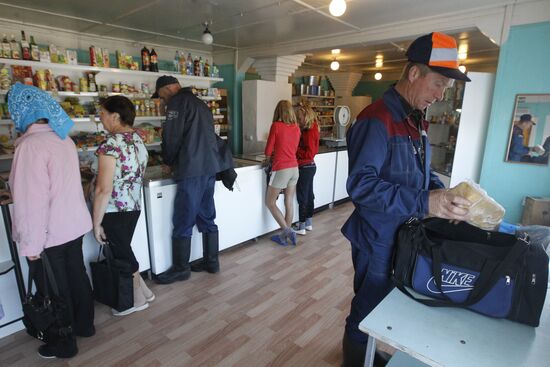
[505,94,550,165]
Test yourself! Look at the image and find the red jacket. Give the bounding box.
[265,121,301,171]
[296,122,320,166]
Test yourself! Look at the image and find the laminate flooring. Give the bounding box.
[0,201,385,367]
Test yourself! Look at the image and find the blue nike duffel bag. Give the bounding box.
[392,218,549,326]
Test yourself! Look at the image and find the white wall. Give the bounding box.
[450,72,495,187]
[242,80,292,154]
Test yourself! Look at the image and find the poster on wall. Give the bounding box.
[505,94,550,165]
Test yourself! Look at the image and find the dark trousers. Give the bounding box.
[34,236,94,352]
[173,175,218,239]
[297,164,316,222]
[345,242,394,344]
[101,211,141,274]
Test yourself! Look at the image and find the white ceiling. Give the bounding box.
[299,29,500,79]
[0,0,514,75]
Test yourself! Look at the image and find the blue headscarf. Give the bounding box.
[7,83,74,139]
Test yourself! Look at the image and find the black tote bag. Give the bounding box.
[90,242,133,312]
[22,253,73,343]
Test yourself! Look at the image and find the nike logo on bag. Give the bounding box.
[426,268,476,294]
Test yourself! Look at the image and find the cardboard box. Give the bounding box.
[521,196,550,226]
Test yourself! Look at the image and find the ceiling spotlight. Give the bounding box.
[202,21,213,45]
[330,60,340,71]
[458,64,467,73]
[458,43,468,60]
[331,49,341,55]
[375,55,383,68]
[374,72,382,80]
[329,0,346,17]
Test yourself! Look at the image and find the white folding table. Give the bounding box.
[359,288,550,367]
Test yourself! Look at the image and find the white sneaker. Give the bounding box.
[112,302,149,317]
[305,218,313,231]
[292,222,307,235]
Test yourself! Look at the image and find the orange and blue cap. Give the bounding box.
[406,32,471,82]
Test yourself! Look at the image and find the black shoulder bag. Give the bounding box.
[22,253,73,343]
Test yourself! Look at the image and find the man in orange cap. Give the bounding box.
[341,32,472,366]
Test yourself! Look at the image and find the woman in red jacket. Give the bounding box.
[264,100,301,246]
[294,103,320,235]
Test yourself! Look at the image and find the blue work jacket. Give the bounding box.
[508,126,529,162]
[342,87,444,249]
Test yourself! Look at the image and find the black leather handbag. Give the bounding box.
[392,217,549,326]
[90,243,133,312]
[22,253,72,343]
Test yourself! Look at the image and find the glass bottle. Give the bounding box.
[150,48,158,72]
[204,58,210,77]
[179,51,186,75]
[173,51,180,73]
[141,46,150,71]
[186,53,193,76]
[193,56,200,76]
[199,57,204,77]
[29,35,40,61]
[20,31,31,60]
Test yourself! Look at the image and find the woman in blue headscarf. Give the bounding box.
[8,83,94,359]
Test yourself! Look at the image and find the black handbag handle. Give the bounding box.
[25,252,61,300]
[97,241,116,263]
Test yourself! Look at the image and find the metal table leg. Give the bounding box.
[364,335,376,367]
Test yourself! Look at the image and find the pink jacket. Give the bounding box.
[9,124,92,257]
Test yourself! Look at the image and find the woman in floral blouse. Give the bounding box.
[92,95,153,316]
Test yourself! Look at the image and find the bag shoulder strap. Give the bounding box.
[428,229,529,307]
[41,252,61,298]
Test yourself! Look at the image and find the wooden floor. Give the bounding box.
[0,202,358,367]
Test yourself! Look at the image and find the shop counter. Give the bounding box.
[145,148,349,275]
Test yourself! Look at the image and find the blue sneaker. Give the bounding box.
[270,234,288,246]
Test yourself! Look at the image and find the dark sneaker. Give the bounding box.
[38,345,56,359]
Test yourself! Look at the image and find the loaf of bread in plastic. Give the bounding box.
[449,180,505,230]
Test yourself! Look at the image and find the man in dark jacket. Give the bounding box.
[341,33,473,366]
[153,76,231,284]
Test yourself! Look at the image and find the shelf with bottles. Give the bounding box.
[0,89,221,101]
[292,94,335,130]
[426,80,465,124]
[0,57,223,84]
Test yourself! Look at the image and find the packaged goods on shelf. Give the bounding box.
[10,65,33,85]
[39,50,50,63]
[135,123,162,144]
[71,131,106,149]
[0,68,10,91]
